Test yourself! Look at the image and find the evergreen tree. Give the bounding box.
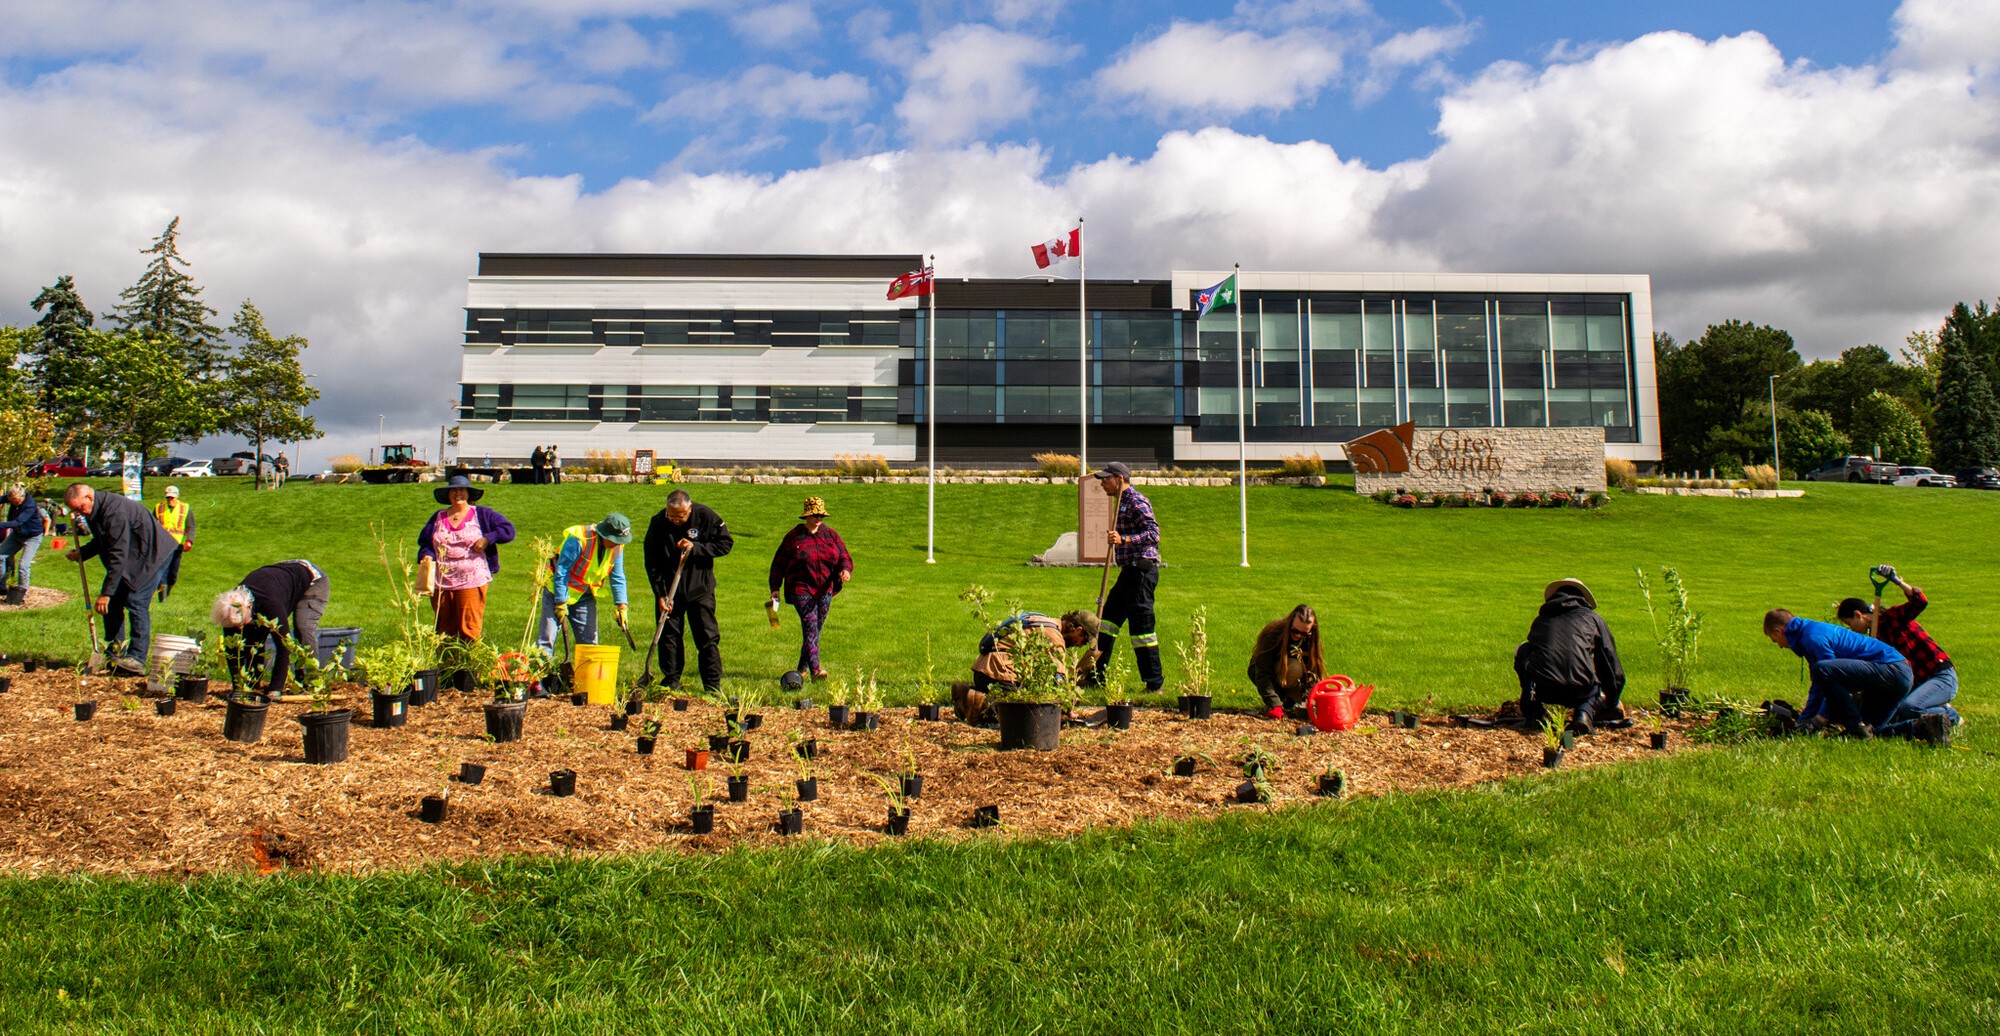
[1931,328,2000,470]
[113,217,225,378]
[221,301,320,486]
[26,275,95,410]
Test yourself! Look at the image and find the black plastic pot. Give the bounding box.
[23,658,38,673]
[1235,780,1267,804]
[776,809,803,836]
[852,711,879,732]
[223,696,269,744]
[570,691,588,706]
[1543,747,1564,768]
[1650,731,1669,750]
[483,701,526,743]
[1317,773,1346,797]
[1172,757,1198,777]
[828,704,850,726]
[408,684,437,707]
[175,675,209,703]
[155,698,177,717]
[744,714,764,731]
[672,698,690,711]
[1180,694,1213,720]
[1390,709,1407,727]
[414,668,440,695]
[796,777,818,802]
[725,716,745,736]
[625,698,643,716]
[1402,713,1420,731]
[886,808,911,836]
[451,669,476,694]
[794,739,819,760]
[636,736,657,755]
[971,805,1001,829]
[901,775,924,799]
[994,701,1061,751]
[420,795,447,823]
[1659,687,1689,718]
[458,762,486,786]
[727,775,750,802]
[371,689,408,729]
[0,676,10,694]
[608,711,628,731]
[916,703,943,722]
[1105,703,1135,730]
[707,733,731,754]
[550,769,577,797]
[73,701,97,721]
[726,739,751,763]
[298,709,352,764]
[793,698,814,711]
[689,805,714,834]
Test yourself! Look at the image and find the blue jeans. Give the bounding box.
[538,590,599,657]
[0,532,40,589]
[1875,666,1961,736]
[103,556,173,664]
[1801,659,1912,729]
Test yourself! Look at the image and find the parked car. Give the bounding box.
[144,456,191,477]
[1803,455,1899,483]
[171,459,215,477]
[214,452,275,478]
[1891,466,1956,488]
[85,463,121,478]
[30,457,87,477]
[1953,466,2000,490]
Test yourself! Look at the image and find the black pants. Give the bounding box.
[162,546,184,590]
[1514,642,1622,724]
[658,591,722,693]
[1097,562,1162,687]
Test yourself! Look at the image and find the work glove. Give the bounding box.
[1873,564,1896,581]
[1262,705,1284,720]
[183,541,193,552]
[615,603,629,624]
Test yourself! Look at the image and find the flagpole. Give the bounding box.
[926,255,937,565]
[1077,216,1087,476]
[1234,263,1248,568]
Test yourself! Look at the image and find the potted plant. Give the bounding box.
[1649,712,1668,751]
[219,626,270,744]
[283,632,353,764]
[874,774,911,836]
[795,752,819,802]
[849,667,882,730]
[549,768,577,797]
[356,641,420,730]
[726,765,751,803]
[1171,745,1209,778]
[971,804,1001,829]
[826,677,851,728]
[1098,650,1137,730]
[72,659,98,721]
[1239,740,1279,782]
[420,787,449,823]
[915,634,947,721]
[478,640,530,743]
[1637,565,1702,715]
[175,635,212,703]
[636,712,662,754]
[897,744,923,799]
[775,787,803,836]
[684,744,710,771]
[1542,714,1565,768]
[1317,760,1346,797]
[1176,607,1213,719]
[687,774,715,833]
[959,584,1068,751]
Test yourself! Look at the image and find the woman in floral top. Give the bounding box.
[417,475,516,641]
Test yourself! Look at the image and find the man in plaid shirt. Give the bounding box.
[1837,565,1959,744]
[1091,461,1164,690]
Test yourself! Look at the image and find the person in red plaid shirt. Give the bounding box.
[1836,565,1959,744]
[1089,461,1164,691]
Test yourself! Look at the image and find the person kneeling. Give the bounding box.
[1834,566,1959,744]
[1766,607,1911,739]
[1515,578,1626,735]
[956,610,1098,723]
[1248,605,1322,720]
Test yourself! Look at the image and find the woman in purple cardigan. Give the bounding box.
[768,496,853,680]
[417,475,516,641]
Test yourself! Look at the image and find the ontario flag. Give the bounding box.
[886,267,934,300]
[1031,227,1081,269]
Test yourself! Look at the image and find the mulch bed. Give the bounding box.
[0,586,74,612]
[0,667,1693,877]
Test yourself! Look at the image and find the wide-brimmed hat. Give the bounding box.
[800,496,829,519]
[596,512,633,544]
[1544,578,1596,609]
[434,474,484,505]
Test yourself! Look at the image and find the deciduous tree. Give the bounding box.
[221,301,320,486]
[1846,390,1929,466]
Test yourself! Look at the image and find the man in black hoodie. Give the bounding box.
[63,484,179,674]
[1515,577,1626,734]
[642,489,734,695]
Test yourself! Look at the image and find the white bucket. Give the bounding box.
[147,634,201,692]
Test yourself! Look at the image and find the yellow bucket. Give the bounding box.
[573,644,622,705]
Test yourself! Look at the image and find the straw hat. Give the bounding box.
[800,496,829,519]
[1543,578,1596,608]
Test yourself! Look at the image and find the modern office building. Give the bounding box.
[457,254,1660,467]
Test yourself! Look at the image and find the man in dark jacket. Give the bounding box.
[63,483,179,674]
[642,489,733,694]
[1515,578,1626,734]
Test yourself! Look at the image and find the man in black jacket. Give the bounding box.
[63,484,179,674]
[1515,577,1627,735]
[643,489,734,694]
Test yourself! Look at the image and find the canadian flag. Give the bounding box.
[1031,228,1081,269]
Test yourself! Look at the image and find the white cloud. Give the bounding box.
[566,22,674,76]
[895,25,1075,145]
[1097,22,1345,118]
[1891,0,2000,77]
[991,0,1068,26]
[1355,22,1476,103]
[652,65,871,123]
[730,2,821,47]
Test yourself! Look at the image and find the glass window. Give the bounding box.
[460,383,499,421]
[770,386,848,424]
[1501,390,1545,428]
[1309,301,1362,353]
[1359,388,1397,428]
[642,324,690,346]
[1312,388,1358,427]
[1548,388,1592,427]
[1259,301,1299,363]
[1197,386,1241,417]
[1437,300,1487,390]
[852,318,901,345]
[1445,388,1491,427]
[508,385,589,421]
[1254,386,1300,427]
[1585,313,1626,352]
[1005,315,1060,360]
[1407,387,1443,427]
[936,315,998,360]
[853,386,897,422]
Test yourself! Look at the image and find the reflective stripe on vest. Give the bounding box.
[553,524,616,604]
[154,501,189,543]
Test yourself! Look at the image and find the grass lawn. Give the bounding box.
[0,477,1994,1033]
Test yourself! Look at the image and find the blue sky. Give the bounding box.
[1,0,1995,462]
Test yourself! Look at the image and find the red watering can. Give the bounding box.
[1308,675,1374,732]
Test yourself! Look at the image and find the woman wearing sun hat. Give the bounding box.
[769,496,853,679]
[416,474,517,641]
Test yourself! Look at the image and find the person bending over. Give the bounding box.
[1515,578,1626,735]
[1764,607,1910,739]
[1248,604,1323,719]
[1835,565,1958,744]
[212,560,331,700]
[957,610,1099,723]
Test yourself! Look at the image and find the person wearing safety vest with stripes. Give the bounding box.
[153,485,196,602]
[537,512,632,664]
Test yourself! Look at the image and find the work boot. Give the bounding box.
[1914,713,1950,746]
[112,656,145,676]
[1838,723,1873,740]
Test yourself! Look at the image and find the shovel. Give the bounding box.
[1093,494,1118,617]
[76,556,105,671]
[637,551,688,689]
[1867,565,1894,638]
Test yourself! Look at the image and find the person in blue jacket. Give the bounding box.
[0,485,45,602]
[1763,608,1912,738]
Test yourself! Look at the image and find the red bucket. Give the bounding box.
[1308,675,1374,732]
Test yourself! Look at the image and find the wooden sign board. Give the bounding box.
[1077,475,1112,564]
[633,450,655,477]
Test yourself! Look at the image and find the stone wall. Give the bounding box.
[1353,427,1607,496]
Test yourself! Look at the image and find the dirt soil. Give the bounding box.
[0,586,74,612]
[0,668,1695,877]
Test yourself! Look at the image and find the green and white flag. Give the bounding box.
[1194,274,1236,317]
